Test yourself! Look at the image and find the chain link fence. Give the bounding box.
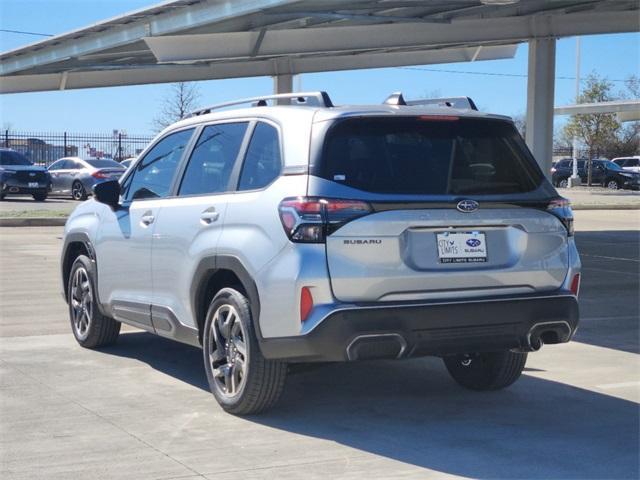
[2,130,155,167]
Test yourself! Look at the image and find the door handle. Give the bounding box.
[141,211,155,226]
[200,207,219,224]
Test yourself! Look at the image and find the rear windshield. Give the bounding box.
[85,159,124,169]
[316,117,544,195]
[0,150,32,166]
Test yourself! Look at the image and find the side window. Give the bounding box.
[123,129,194,201]
[238,122,282,191]
[48,161,63,171]
[179,123,247,196]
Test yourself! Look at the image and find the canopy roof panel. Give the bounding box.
[1,0,638,93]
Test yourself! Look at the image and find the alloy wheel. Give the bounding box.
[207,304,248,398]
[70,267,93,340]
[72,182,85,200]
[606,180,619,190]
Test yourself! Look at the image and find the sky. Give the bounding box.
[0,0,638,135]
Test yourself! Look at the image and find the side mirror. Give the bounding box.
[93,180,121,209]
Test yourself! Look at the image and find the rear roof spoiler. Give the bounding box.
[383,92,478,111]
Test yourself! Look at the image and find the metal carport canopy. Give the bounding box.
[0,0,638,94]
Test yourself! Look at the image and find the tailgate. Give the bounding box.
[325,208,568,302]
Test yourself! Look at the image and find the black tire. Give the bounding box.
[72,181,87,200]
[605,178,620,190]
[203,288,287,415]
[67,255,120,348]
[443,350,527,391]
[33,192,47,201]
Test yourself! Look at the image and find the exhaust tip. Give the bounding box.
[346,333,407,361]
[524,321,573,352]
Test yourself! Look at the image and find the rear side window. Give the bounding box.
[238,122,282,191]
[123,128,194,201]
[316,117,544,195]
[179,122,247,196]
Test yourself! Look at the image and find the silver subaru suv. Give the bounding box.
[61,91,580,414]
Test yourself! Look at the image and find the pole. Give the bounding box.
[63,131,67,157]
[569,37,581,187]
[118,133,122,162]
[4,129,8,148]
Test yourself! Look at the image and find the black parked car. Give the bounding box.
[0,148,51,201]
[551,158,640,190]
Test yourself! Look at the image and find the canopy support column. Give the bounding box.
[525,38,556,178]
[273,74,293,104]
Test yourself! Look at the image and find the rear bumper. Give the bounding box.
[259,291,579,362]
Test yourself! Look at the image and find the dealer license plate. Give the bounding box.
[436,231,487,263]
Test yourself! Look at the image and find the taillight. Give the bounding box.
[92,170,109,179]
[547,197,574,236]
[278,197,372,243]
[570,273,581,296]
[300,287,313,322]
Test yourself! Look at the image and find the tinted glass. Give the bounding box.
[69,160,84,170]
[557,160,570,168]
[86,159,124,169]
[317,117,543,195]
[0,150,32,166]
[48,160,65,171]
[604,161,623,171]
[238,123,281,191]
[179,123,247,196]
[124,129,194,201]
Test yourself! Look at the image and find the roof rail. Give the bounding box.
[383,92,478,111]
[190,91,334,116]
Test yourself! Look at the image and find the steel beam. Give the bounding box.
[0,44,517,94]
[525,38,556,178]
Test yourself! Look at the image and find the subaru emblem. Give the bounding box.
[466,238,481,247]
[457,199,479,213]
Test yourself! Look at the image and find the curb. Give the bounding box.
[571,204,640,211]
[0,217,68,227]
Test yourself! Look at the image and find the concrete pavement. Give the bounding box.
[0,211,638,479]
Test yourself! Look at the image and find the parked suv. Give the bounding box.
[0,148,51,201]
[61,92,581,414]
[552,158,640,190]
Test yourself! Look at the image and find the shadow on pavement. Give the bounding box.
[102,331,639,479]
[574,230,639,354]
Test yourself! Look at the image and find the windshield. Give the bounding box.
[0,150,33,166]
[86,159,124,169]
[316,117,544,195]
[604,161,624,171]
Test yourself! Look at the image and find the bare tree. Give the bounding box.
[512,113,526,138]
[153,82,201,131]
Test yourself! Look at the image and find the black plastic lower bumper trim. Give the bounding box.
[259,292,579,362]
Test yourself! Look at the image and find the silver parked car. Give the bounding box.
[48,157,126,200]
[61,91,581,415]
[612,156,640,173]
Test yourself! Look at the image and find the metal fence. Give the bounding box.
[2,130,155,167]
